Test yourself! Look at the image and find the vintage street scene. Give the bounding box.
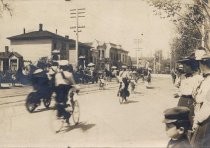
[0,0,210,147]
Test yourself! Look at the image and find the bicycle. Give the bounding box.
[118,78,130,104]
[25,90,52,113]
[119,88,129,104]
[98,78,106,90]
[50,87,80,133]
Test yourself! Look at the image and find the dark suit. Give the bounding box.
[167,136,191,148]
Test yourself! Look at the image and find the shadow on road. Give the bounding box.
[124,100,139,104]
[62,122,96,133]
[133,91,142,94]
[146,86,155,89]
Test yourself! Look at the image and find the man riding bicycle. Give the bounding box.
[117,65,130,97]
[53,60,79,124]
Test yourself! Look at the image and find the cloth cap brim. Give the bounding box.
[162,118,177,124]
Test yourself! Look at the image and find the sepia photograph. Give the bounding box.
[0,0,210,147]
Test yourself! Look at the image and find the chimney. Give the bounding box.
[65,35,69,39]
[5,46,9,53]
[56,29,57,34]
[39,24,43,31]
[23,28,26,34]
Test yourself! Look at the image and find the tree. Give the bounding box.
[146,0,210,60]
[0,0,12,17]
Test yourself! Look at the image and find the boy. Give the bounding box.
[163,106,192,148]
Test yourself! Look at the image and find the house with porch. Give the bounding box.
[0,46,23,72]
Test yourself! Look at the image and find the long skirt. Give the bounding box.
[177,95,194,128]
[191,118,210,148]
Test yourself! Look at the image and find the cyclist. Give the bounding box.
[117,65,130,98]
[30,68,51,103]
[54,60,79,124]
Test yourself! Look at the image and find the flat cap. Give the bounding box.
[177,56,192,63]
[163,106,190,124]
[177,51,197,63]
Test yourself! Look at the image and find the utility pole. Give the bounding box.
[169,50,172,71]
[134,39,141,68]
[159,51,161,73]
[153,52,156,74]
[134,34,143,68]
[69,8,85,67]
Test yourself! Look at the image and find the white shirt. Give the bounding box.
[119,70,129,78]
[55,71,75,86]
[179,74,203,96]
[192,74,204,98]
[194,75,210,123]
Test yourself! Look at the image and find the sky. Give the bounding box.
[0,0,176,58]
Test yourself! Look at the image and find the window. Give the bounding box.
[98,51,100,59]
[53,42,57,50]
[110,53,113,60]
[10,59,18,71]
[102,50,105,58]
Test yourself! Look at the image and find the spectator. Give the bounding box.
[163,107,192,148]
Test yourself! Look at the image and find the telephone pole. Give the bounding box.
[134,33,143,68]
[70,8,85,67]
[134,39,141,68]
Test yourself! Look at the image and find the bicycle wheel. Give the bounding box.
[72,100,80,125]
[119,90,125,104]
[25,92,37,113]
[50,107,65,133]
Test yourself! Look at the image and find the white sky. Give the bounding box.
[0,0,175,58]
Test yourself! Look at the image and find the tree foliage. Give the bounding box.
[146,0,210,61]
[0,0,12,17]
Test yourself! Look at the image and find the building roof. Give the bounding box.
[85,42,93,47]
[85,40,104,48]
[108,42,119,49]
[7,30,71,41]
[68,40,93,49]
[79,42,93,48]
[0,51,23,59]
[106,42,128,53]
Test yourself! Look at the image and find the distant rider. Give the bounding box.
[117,66,130,97]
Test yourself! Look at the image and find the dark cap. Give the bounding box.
[177,57,191,63]
[163,106,190,124]
[177,51,197,63]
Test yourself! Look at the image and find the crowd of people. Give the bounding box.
[164,47,210,148]
[28,59,154,124]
